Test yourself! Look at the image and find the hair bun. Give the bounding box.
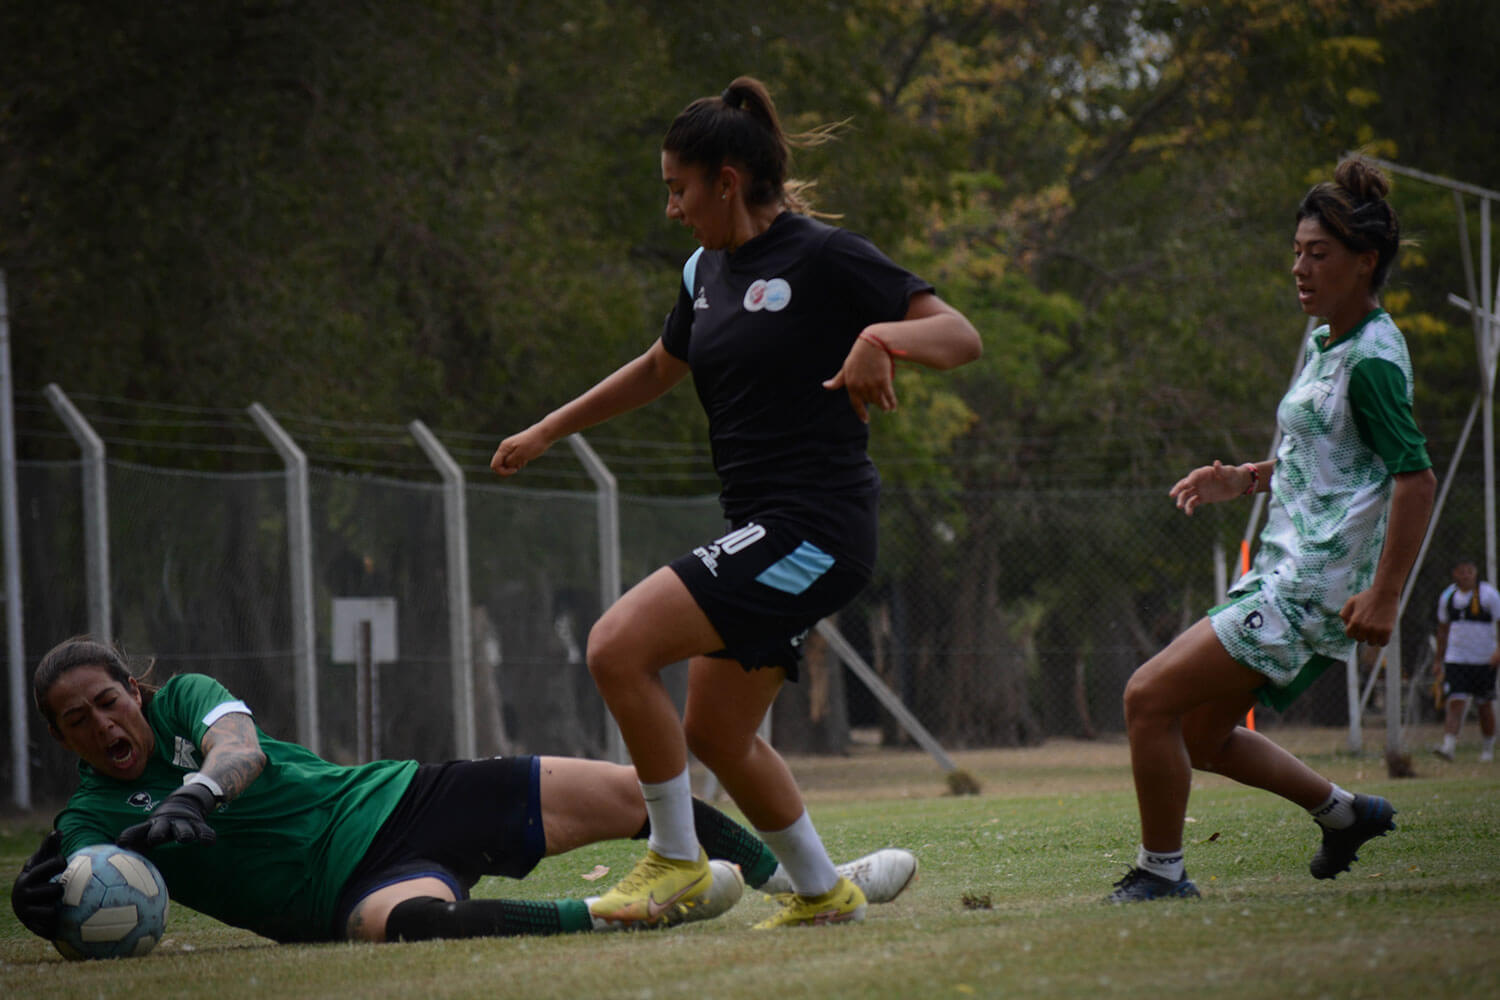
[1334,157,1390,204]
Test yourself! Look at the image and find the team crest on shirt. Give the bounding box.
[172,737,199,769]
[743,278,791,313]
[127,791,156,811]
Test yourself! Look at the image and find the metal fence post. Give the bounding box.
[0,271,28,810]
[247,403,319,754]
[43,384,111,641]
[409,420,476,760]
[566,433,626,764]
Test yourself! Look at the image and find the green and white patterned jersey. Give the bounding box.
[55,674,418,942]
[1217,309,1430,675]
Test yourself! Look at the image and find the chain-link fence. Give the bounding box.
[6,449,1489,806]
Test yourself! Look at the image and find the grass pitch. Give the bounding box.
[3,726,1498,999]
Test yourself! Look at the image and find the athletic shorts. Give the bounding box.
[1443,662,1498,702]
[1209,586,1342,713]
[331,756,546,939]
[669,517,871,682]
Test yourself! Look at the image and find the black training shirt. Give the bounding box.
[661,212,932,542]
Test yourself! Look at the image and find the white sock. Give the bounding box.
[1309,784,1357,829]
[1481,736,1495,757]
[1441,733,1458,754]
[759,811,839,897]
[1136,845,1185,881]
[639,770,699,861]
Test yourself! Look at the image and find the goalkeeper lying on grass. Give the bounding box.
[12,636,917,945]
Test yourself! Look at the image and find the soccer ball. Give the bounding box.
[52,844,169,960]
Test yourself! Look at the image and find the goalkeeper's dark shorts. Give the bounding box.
[332,755,545,938]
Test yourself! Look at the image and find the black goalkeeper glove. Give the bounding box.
[116,782,219,851]
[11,829,65,939]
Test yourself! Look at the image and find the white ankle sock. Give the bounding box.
[1441,733,1458,755]
[639,769,699,861]
[759,811,838,896]
[1136,845,1185,881]
[1309,784,1357,829]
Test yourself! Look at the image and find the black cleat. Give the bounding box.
[1309,794,1396,880]
[1106,866,1200,903]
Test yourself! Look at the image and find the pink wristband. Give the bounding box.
[1241,463,1259,496]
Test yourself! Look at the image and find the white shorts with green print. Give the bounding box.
[1209,581,1346,712]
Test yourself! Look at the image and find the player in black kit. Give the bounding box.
[492,75,979,929]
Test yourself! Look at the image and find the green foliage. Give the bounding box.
[4,0,1491,723]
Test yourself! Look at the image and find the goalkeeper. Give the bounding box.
[11,636,916,945]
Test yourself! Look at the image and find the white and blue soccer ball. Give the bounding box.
[52,844,169,960]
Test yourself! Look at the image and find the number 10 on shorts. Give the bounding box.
[693,523,766,577]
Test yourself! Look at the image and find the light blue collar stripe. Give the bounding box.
[683,246,705,296]
[755,541,835,595]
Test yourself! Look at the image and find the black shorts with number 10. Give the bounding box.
[669,507,873,681]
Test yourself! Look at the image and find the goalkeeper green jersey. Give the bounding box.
[55,673,418,942]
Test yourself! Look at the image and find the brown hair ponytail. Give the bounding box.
[664,76,842,216]
[1296,156,1402,290]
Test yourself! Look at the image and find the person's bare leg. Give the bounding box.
[1182,697,1333,810]
[536,757,645,855]
[1123,618,1266,853]
[683,658,800,830]
[685,657,843,900]
[586,567,723,783]
[1444,695,1468,739]
[1477,700,1495,739]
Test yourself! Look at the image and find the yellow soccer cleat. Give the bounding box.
[589,849,713,927]
[752,875,867,929]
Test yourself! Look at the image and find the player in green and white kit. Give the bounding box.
[10,637,917,946]
[1109,158,1436,903]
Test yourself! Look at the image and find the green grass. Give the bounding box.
[3,729,1498,999]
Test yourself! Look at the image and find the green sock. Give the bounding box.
[556,898,592,934]
[634,798,781,888]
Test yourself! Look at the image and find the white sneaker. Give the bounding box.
[588,859,743,931]
[761,848,918,904]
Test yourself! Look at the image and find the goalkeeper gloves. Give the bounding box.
[117,782,219,851]
[11,830,65,939]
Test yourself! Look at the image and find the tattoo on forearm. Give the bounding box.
[199,713,267,802]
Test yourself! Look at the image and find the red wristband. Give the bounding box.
[859,331,910,359]
[1241,463,1259,496]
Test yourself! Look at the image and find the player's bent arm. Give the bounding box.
[1366,468,1437,604]
[536,340,690,437]
[860,293,981,371]
[492,341,689,475]
[1433,620,1450,668]
[1339,468,1437,645]
[197,711,267,803]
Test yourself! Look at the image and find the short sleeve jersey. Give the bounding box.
[661,212,932,556]
[54,674,418,942]
[1437,580,1500,665]
[1234,309,1431,655]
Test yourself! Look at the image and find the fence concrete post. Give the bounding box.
[44,384,110,642]
[248,403,319,754]
[566,433,626,764]
[410,420,476,761]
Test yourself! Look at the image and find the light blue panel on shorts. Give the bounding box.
[755,541,835,595]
